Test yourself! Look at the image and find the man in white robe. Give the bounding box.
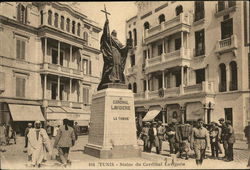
[27,121,52,167]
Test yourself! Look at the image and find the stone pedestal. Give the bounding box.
[84,88,141,159]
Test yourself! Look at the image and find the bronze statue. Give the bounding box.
[97,6,132,91]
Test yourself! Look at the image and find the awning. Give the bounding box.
[142,107,161,122]
[8,104,45,121]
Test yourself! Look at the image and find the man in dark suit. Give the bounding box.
[149,122,160,154]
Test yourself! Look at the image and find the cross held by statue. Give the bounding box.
[101,5,111,20]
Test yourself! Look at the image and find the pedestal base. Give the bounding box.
[84,88,141,159]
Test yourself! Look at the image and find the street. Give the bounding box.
[0,135,249,169]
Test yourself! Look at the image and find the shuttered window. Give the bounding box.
[83,87,89,104]
[16,39,25,60]
[89,60,92,75]
[16,77,25,97]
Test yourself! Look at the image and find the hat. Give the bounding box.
[158,121,162,124]
[218,118,225,121]
[152,121,157,124]
[34,120,41,124]
[28,123,32,126]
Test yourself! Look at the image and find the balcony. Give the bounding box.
[144,12,191,44]
[134,81,214,101]
[215,35,237,57]
[40,63,83,79]
[215,2,236,18]
[125,65,138,77]
[145,48,191,74]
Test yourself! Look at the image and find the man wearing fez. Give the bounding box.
[97,18,132,91]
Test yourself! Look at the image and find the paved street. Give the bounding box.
[0,135,249,169]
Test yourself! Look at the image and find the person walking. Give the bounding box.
[157,121,165,154]
[190,119,210,165]
[218,118,228,159]
[54,119,76,168]
[166,119,180,156]
[139,122,150,152]
[209,122,220,159]
[24,123,32,149]
[27,121,52,168]
[179,122,192,160]
[244,121,250,150]
[73,122,80,141]
[0,123,7,152]
[148,122,160,154]
[225,120,235,162]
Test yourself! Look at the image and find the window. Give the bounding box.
[66,18,70,32]
[133,83,137,93]
[175,72,181,87]
[83,87,89,104]
[195,29,205,56]
[158,76,163,89]
[51,83,57,100]
[195,68,205,84]
[221,18,233,39]
[54,13,58,28]
[83,32,88,42]
[176,5,183,16]
[72,21,75,34]
[142,50,147,69]
[219,63,227,92]
[60,84,64,100]
[158,44,163,56]
[175,38,181,50]
[133,29,137,46]
[144,22,150,30]
[60,16,64,30]
[48,10,52,25]
[82,59,89,74]
[194,1,204,21]
[128,83,132,90]
[16,77,25,97]
[130,54,135,67]
[159,14,165,24]
[229,61,237,91]
[218,1,225,12]
[40,11,43,25]
[228,1,236,8]
[17,4,27,24]
[77,23,81,36]
[143,80,147,92]
[128,31,132,40]
[52,49,58,64]
[16,39,25,60]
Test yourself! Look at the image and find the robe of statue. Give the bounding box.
[97,19,129,91]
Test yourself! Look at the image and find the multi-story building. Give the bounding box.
[0,2,102,135]
[125,1,250,139]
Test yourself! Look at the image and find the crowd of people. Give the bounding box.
[138,118,241,166]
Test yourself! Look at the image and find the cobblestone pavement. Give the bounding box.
[0,135,249,169]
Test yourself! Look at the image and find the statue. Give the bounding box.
[97,5,132,91]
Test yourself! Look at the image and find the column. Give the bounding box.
[57,76,60,100]
[70,45,72,68]
[149,44,153,58]
[162,110,166,124]
[162,70,165,89]
[226,65,230,91]
[181,31,184,48]
[180,106,186,124]
[44,37,47,63]
[43,74,47,99]
[187,67,190,86]
[57,41,60,65]
[146,75,149,91]
[162,39,165,54]
[69,78,72,101]
[204,108,208,124]
[79,80,83,102]
[181,66,184,86]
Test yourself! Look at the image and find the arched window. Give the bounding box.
[159,14,165,24]
[72,21,75,34]
[229,61,237,91]
[176,5,183,16]
[133,83,137,93]
[219,63,227,92]
[144,22,150,30]
[128,31,132,40]
[133,29,137,46]
[83,32,88,42]
[66,18,70,32]
[54,13,58,28]
[48,10,52,25]
[17,4,27,24]
[60,16,64,30]
[40,10,43,25]
[77,23,81,36]
[128,83,132,90]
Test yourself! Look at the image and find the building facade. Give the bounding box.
[0,2,102,135]
[125,1,250,139]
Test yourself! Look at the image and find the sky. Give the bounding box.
[77,2,138,44]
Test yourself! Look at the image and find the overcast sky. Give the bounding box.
[78,2,137,44]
